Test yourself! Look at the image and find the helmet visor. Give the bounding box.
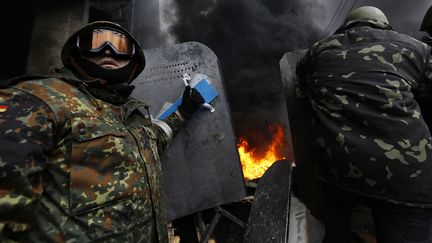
[77,29,135,57]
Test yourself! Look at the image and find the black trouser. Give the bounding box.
[321,185,432,243]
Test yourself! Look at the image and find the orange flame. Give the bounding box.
[237,124,286,181]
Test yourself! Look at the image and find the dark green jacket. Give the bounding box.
[297,20,432,207]
[0,68,184,242]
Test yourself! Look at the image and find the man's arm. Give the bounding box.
[416,46,432,127]
[0,88,55,241]
[152,86,204,150]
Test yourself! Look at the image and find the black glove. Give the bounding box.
[178,86,205,118]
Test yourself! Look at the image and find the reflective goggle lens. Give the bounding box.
[77,29,134,56]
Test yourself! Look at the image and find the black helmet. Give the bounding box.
[61,21,145,83]
[421,6,432,34]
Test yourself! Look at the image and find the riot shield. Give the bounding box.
[131,41,246,221]
[279,50,325,243]
[279,49,326,215]
[243,160,292,243]
[243,50,304,243]
[243,158,324,243]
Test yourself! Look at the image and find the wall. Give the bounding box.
[26,0,89,75]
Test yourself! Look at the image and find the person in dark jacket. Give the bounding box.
[0,21,204,242]
[297,6,432,243]
[420,5,432,46]
[418,5,432,129]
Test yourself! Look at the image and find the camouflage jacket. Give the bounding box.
[296,20,432,207]
[0,68,185,242]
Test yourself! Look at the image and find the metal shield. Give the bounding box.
[131,41,246,221]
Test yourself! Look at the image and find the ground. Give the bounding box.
[172,186,377,243]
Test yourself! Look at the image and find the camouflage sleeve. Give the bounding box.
[163,110,186,134]
[0,88,55,240]
[423,50,432,89]
[152,110,186,151]
[417,51,432,127]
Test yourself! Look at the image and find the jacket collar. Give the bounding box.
[335,19,393,34]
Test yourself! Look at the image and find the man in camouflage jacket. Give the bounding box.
[0,21,204,242]
[297,6,432,242]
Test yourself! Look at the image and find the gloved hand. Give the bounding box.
[178,86,205,119]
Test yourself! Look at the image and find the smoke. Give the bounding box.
[161,0,324,140]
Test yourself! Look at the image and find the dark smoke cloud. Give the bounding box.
[167,0,325,140]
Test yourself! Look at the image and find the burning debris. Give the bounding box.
[237,123,290,181]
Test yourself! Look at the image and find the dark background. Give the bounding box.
[1,0,431,151]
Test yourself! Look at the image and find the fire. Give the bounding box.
[237,124,287,181]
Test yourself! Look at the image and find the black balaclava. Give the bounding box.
[69,52,139,104]
[75,53,138,85]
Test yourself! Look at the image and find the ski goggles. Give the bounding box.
[76,28,135,57]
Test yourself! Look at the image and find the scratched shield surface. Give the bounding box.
[280,50,326,219]
[131,41,246,221]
